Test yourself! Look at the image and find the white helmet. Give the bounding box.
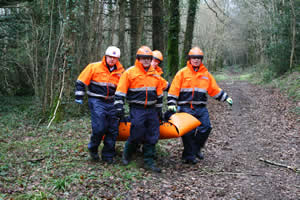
[105,46,120,58]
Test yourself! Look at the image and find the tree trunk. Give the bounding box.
[152,0,164,52]
[163,0,169,68]
[95,1,104,60]
[43,0,55,113]
[180,0,198,68]
[167,0,180,77]
[129,0,138,64]
[89,0,99,61]
[81,0,90,65]
[108,0,119,45]
[118,0,126,65]
[136,0,144,48]
[289,0,296,70]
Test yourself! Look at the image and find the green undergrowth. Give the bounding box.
[268,70,300,115]
[246,64,299,104]
[0,96,169,199]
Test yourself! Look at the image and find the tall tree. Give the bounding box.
[129,0,138,64]
[180,0,198,68]
[118,0,126,65]
[289,0,296,70]
[136,0,145,48]
[152,0,164,52]
[81,0,90,66]
[167,0,180,77]
[0,0,33,7]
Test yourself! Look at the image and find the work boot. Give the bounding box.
[122,151,130,165]
[137,144,143,154]
[145,164,161,173]
[102,158,114,164]
[122,141,136,165]
[138,144,157,159]
[196,149,204,160]
[143,144,161,172]
[89,150,100,161]
[182,158,198,165]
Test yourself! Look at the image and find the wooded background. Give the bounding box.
[0,0,299,119]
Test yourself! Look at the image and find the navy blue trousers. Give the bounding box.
[180,106,212,161]
[127,106,160,145]
[88,98,119,160]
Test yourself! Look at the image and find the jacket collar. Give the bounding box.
[187,60,207,73]
[154,66,163,75]
[101,56,124,73]
[135,59,156,74]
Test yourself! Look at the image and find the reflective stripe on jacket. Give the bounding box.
[155,66,169,91]
[75,56,124,101]
[167,61,228,107]
[115,59,164,109]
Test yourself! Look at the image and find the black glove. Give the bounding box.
[116,108,124,119]
[164,110,175,121]
[156,107,163,121]
[158,110,164,122]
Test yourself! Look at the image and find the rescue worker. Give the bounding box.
[75,46,124,163]
[135,50,168,156]
[167,47,233,164]
[114,46,163,173]
[151,50,169,91]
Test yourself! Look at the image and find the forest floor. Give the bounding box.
[0,73,299,199]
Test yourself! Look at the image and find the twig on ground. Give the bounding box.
[259,158,300,173]
[27,156,47,163]
[197,168,262,176]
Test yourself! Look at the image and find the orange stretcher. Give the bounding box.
[117,112,201,141]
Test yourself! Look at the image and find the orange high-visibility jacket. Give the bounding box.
[155,66,169,91]
[168,61,228,107]
[115,59,164,109]
[75,56,124,101]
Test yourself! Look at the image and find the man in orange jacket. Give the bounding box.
[151,50,169,91]
[75,46,124,163]
[114,46,163,173]
[167,47,233,164]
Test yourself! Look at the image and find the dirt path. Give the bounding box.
[124,79,300,199]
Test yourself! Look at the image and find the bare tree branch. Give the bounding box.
[203,0,225,24]
[211,0,229,18]
[47,56,66,129]
[0,0,33,8]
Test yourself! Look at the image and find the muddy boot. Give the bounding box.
[195,128,211,160]
[153,146,158,160]
[145,163,161,173]
[136,143,143,154]
[182,158,198,165]
[139,144,157,159]
[122,141,136,165]
[102,157,114,164]
[143,144,161,173]
[89,149,100,161]
[196,149,204,160]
